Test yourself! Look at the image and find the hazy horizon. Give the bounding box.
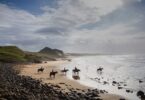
[0,0,145,54]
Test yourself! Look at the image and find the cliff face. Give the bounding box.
[39,47,64,57]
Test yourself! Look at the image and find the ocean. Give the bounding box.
[62,54,145,100]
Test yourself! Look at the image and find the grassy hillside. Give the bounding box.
[0,46,26,63]
[0,46,61,63]
[24,52,56,63]
[0,46,44,63]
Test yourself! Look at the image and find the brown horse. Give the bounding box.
[72,67,80,75]
[61,68,69,75]
[37,67,44,73]
[49,70,58,79]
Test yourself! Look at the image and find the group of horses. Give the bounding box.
[37,66,103,79]
[37,67,81,79]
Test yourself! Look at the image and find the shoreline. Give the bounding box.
[19,60,90,92]
[18,60,126,100]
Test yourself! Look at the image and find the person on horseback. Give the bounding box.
[49,69,58,79]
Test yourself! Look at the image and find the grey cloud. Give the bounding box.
[36,27,67,35]
[0,0,145,54]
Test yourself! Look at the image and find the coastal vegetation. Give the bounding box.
[0,46,65,63]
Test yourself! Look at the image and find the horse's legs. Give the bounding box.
[50,74,52,79]
[72,71,74,75]
[74,72,76,75]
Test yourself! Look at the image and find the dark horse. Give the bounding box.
[61,68,69,75]
[49,70,58,79]
[37,67,44,73]
[97,67,103,74]
[72,67,80,75]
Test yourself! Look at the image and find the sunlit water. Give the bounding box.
[61,54,145,100]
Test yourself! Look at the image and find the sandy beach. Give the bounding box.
[19,61,89,92]
[18,60,125,100]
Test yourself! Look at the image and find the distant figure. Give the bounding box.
[72,67,80,75]
[139,80,143,83]
[49,69,58,79]
[61,68,69,75]
[37,67,44,73]
[97,67,103,74]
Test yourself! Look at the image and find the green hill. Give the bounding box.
[0,46,44,63]
[0,46,65,63]
[0,46,26,63]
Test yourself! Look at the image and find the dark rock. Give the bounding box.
[103,81,108,85]
[118,87,123,89]
[124,84,127,86]
[126,90,133,93]
[126,90,130,93]
[137,91,144,97]
[59,82,65,85]
[96,98,103,100]
[120,98,126,100]
[76,88,80,91]
[112,81,117,84]
[139,80,143,83]
[100,90,105,94]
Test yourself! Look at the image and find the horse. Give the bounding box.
[97,67,103,74]
[72,67,80,75]
[61,68,69,75]
[49,70,58,79]
[37,67,44,73]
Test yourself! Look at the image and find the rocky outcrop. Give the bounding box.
[39,47,64,57]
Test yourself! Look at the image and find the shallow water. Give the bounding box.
[62,54,145,100]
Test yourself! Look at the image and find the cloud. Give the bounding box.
[41,0,123,28]
[0,4,36,27]
[36,27,67,35]
[0,0,145,54]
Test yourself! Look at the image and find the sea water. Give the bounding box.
[62,54,145,100]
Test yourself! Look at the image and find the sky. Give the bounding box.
[0,0,145,54]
